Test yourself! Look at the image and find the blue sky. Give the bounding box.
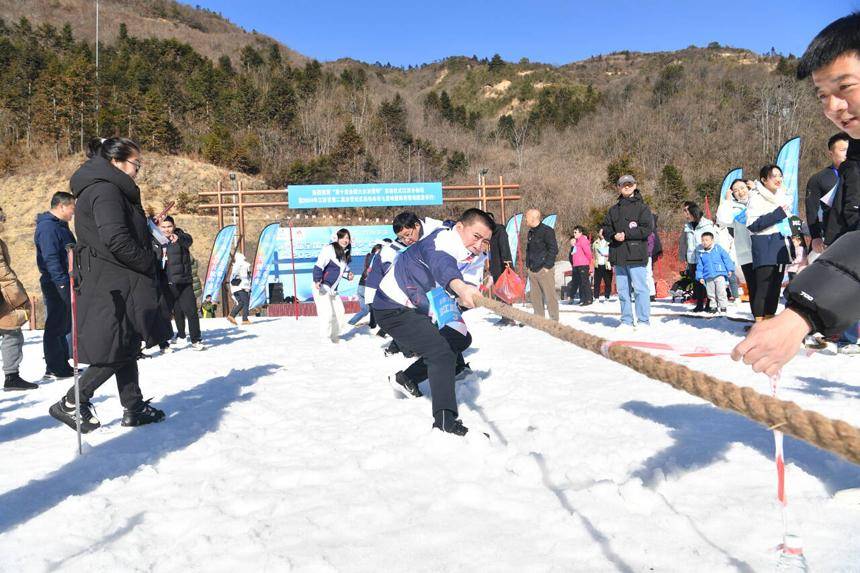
[187,1,857,66]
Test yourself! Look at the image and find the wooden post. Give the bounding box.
[499,175,506,223]
[217,180,224,229]
[480,175,487,212]
[238,180,246,254]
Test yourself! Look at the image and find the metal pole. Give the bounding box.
[288,219,299,320]
[95,0,99,133]
[67,245,82,455]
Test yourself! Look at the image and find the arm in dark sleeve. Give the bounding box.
[805,174,823,239]
[747,206,788,233]
[91,186,155,274]
[601,210,614,246]
[176,229,193,248]
[499,228,512,263]
[785,230,860,335]
[38,228,69,284]
[840,162,860,232]
[542,226,558,269]
[623,207,653,241]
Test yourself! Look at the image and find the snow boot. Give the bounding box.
[384,341,401,356]
[432,410,468,436]
[389,371,422,398]
[49,397,101,433]
[121,400,166,427]
[4,372,38,391]
[43,366,75,381]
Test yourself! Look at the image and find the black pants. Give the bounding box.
[41,279,71,372]
[687,264,709,308]
[741,262,757,315]
[593,266,612,299]
[572,266,593,303]
[402,325,471,385]
[230,290,250,320]
[65,359,142,409]
[374,307,461,416]
[170,283,201,342]
[567,270,580,300]
[752,265,784,318]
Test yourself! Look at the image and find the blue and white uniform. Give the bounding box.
[312,243,350,342]
[365,240,404,305]
[312,244,350,293]
[374,227,485,316]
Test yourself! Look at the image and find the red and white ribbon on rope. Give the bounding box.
[599,340,729,358]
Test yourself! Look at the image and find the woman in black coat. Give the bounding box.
[49,138,170,433]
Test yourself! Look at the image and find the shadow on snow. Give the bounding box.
[0,363,280,535]
[622,400,860,494]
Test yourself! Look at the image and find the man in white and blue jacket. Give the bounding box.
[374,209,492,436]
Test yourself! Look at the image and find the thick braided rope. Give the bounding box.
[475,296,860,466]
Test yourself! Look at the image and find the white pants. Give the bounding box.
[313,290,345,342]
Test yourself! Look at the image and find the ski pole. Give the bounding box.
[67,244,82,456]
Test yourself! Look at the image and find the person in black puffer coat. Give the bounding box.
[48,137,170,434]
[601,175,654,326]
[159,216,204,350]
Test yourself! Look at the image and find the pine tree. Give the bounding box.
[488,53,505,73]
[656,164,688,208]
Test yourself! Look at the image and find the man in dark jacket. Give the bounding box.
[805,133,850,252]
[489,217,515,326]
[524,208,559,321]
[49,137,170,433]
[601,175,654,327]
[734,12,860,373]
[35,192,76,379]
[158,216,204,350]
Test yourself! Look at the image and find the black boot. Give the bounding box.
[384,341,401,356]
[49,397,101,433]
[389,371,422,398]
[433,409,468,436]
[122,400,166,427]
[4,372,38,391]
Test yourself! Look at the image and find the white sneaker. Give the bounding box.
[174,337,189,348]
[169,336,178,345]
[191,341,206,351]
[838,343,860,355]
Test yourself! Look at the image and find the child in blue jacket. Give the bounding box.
[695,231,735,314]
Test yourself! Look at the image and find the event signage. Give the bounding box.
[287,182,443,209]
[267,225,395,302]
[202,225,237,302]
[249,223,281,310]
[775,137,801,237]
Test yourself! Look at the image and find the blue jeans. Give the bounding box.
[727,272,739,299]
[615,265,650,326]
[348,286,370,325]
[839,322,859,346]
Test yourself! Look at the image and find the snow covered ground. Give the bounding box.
[2,300,859,572]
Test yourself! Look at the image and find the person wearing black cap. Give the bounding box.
[601,175,654,327]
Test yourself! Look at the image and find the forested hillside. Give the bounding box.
[0,0,835,238]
